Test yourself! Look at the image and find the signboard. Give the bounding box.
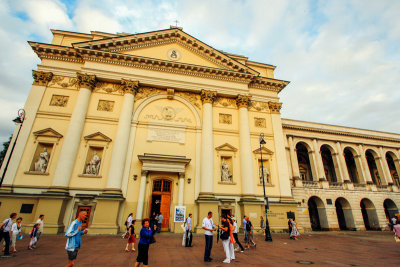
[174,206,186,223]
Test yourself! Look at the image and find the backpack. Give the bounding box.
[0,219,10,232]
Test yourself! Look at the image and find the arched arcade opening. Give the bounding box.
[383,199,399,222]
[360,198,380,230]
[344,147,360,183]
[335,197,355,230]
[296,142,314,181]
[307,196,329,231]
[321,145,337,182]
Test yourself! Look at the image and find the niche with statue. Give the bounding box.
[29,143,54,174]
[220,156,233,183]
[83,147,103,176]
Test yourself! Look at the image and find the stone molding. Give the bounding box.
[32,70,53,86]
[268,101,282,114]
[77,73,96,90]
[121,79,139,95]
[236,94,251,108]
[201,89,217,104]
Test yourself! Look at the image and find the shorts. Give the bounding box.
[67,248,79,260]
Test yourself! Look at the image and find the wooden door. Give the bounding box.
[76,206,91,229]
[160,194,171,230]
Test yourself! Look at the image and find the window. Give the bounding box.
[20,204,34,214]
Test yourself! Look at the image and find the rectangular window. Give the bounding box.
[20,204,34,214]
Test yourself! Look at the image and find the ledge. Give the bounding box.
[257,183,274,187]
[24,171,49,176]
[218,181,237,185]
[78,174,102,178]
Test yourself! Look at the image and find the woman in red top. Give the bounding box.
[125,220,136,252]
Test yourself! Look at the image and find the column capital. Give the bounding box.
[236,94,251,108]
[201,89,217,104]
[141,170,148,176]
[121,79,139,95]
[77,73,96,90]
[32,70,53,86]
[268,101,282,114]
[179,172,185,179]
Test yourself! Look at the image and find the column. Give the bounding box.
[237,95,255,198]
[104,79,138,194]
[288,136,300,179]
[0,71,53,189]
[178,172,185,206]
[312,139,326,181]
[199,90,216,198]
[136,170,148,220]
[51,73,96,191]
[379,147,394,185]
[335,142,349,182]
[358,144,373,184]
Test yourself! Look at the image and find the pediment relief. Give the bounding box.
[215,143,238,152]
[84,132,112,143]
[33,128,63,139]
[253,147,274,155]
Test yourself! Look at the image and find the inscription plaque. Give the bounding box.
[147,123,185,144]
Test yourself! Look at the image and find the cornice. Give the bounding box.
[249,77,289,93]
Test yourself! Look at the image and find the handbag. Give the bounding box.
[17,234,23,240]
[395,235,400,243]
[220,230,229,240]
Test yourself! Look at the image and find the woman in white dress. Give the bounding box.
[290,218,300,240]
[11,217,23,252]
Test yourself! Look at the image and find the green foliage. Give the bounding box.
[0,135,12,168]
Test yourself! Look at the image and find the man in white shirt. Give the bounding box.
[35,214,44,246]
[242,215,248,243]
[157,213,163,233]
[185,213,193,247]
[202,211,215,262]
[0,212,17,257]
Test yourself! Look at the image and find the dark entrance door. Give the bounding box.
[361,201,371,230]
[308,199,321,231]
[151,179,172,231]
[335,201,347,230]
[76,206,91,229]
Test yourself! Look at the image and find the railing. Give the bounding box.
[328,182,343,189]
[353,183,367,190]
[377,185,388,191]
[303,181,319,188]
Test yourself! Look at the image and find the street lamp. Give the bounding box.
[259,133,273,241]
[0,109,25,186]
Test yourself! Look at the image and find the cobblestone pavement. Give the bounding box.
[1,231,399,267]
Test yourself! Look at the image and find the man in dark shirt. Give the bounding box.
[245,217,256,248]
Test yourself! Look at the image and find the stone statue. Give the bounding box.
[221,159,232,182]
[85,151,101,176]
[259,166,270,184]
[34,148,50,173]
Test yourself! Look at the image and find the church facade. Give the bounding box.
[0,27,398,234]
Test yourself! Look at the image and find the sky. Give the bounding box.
[1,0,400,144]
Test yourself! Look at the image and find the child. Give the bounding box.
[28,224,39,250]
[125,220,136,252]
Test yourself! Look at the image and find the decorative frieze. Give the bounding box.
[97,100,115,112]
[249,101,269,112]
[219,113,232,124]
[268,102,282,114]
[201,90,217,104]
[77,73,96,90]
[214,97,236,108]
[135,87,164,101]
[254,117,266,128]
[175,91,202,110]
[94,81,124,94]
[50,95,69,107]
[48,76,78,89]
[32,70,53,86]
[236,94,251,108]
[121,79,139,95]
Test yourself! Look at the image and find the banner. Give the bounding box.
[174,206,186,222]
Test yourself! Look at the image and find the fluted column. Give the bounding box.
[104,80,138,194]
[288,136,300,179]
[199,90,217,198]
[0,71,53,189]
[358,144,373,184]
[236,95,255,198]
[312,139,326,181]
[335,142,348,182]
[178,173,185,206]
[136,171,148,220]
[51,73,96,191]
[379,147,393,185]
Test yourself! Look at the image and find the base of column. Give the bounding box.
[240,194,257,201]
[197,192,216,201]
[100,189,124,199]
[0,185,13,193]
[44,187,70,196]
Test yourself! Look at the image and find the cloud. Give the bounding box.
[0,0,400,146]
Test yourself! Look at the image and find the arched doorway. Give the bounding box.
[296,142,313,181]
[383,199,399,222]
[308,196,328,231]
[335,198,355,230]
[360,198,380,230]
[321,145,337,182]
[151,179,172,231]
[386,152,400,186]
[365,150,382,185]
[344,147,360,183]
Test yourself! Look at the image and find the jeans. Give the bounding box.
[204,235,213,260]
[157,223,162,233]
[0,232,10,255]
[244,230,248,242]
[233,233,244,251]
[185,230,192,247]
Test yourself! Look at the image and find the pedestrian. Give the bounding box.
[390,216,397,231]
[125,220,136,252]
[35,214,44,246]
[260,216,265,235]
[150,212,156,229]
[242,215,247,243]
[245,217,256,248]
[290,218,300,240]
[0,212,17,257]
[231,217,244,252]
[288,218,293,239]
[393,221,400,242]
[218,215,235,264]
[157,213,163,233]
[123,213,134,238]
[65,211,89,267]
[134,218,157,267]
[11,217,23,253]
[202,211,216,262]
[185,213,193,247]
[28,224,39,250]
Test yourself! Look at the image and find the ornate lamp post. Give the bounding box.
[0,109,25,186]
[259,133,273,241]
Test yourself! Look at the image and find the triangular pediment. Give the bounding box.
[72,28,259,75]
[33,128,63,139]
[215,143,238,152]
[84,132,112,142]
[253,147,274,155]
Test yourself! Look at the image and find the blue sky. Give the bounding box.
[1,0,400,144]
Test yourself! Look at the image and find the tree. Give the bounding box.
[0,135,12,168]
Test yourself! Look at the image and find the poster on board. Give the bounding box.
[174,206,186,222]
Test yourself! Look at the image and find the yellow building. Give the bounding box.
[0,27,398,234]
